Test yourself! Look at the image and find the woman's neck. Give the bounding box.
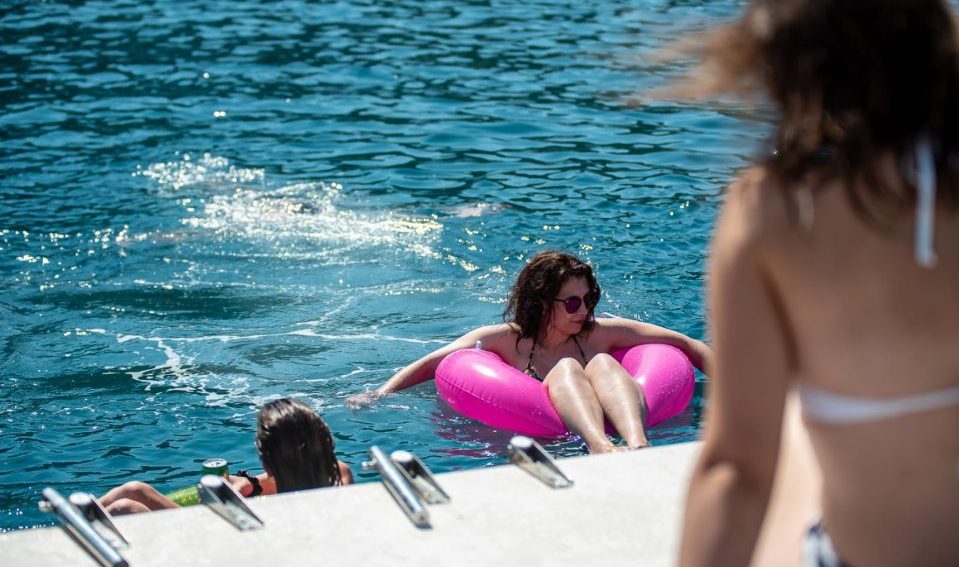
[537,327,572,351]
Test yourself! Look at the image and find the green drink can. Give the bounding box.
[202,458,229,477]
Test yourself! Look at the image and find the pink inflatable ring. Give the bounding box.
[435,343,695,437]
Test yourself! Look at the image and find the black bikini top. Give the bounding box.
[523,336,587,381]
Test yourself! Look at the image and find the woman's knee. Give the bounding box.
[584,353,620,376]
[105,498,151,516]
[116,481,154,499]
[543,357,587,387]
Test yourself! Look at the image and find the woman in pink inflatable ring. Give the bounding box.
[347,250,713,453]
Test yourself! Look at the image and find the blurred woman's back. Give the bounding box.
[758,167,959,566]
[677,1,959,565]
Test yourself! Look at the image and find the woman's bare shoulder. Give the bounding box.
[729,165,790,216]
[465,323,524,356]
[590,316,673,339]
[588,317,648,345]
[591,316,635,331]
[465,323,520,344]
[469,322,517,336]
[338,461,355,485]
[721,165,793,249]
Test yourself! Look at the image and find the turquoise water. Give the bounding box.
[0,0,763,531]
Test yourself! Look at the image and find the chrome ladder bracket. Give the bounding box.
[364,446,448,529]
[507,435,574,489]
[198,475,264,531]
[390,449,451,505]
[39,487,130,567]
[68,492,129,549]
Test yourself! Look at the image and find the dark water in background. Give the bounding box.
[0,0,764,530]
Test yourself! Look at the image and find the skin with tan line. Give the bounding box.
[681,166,959,567]
[675,1,959,564]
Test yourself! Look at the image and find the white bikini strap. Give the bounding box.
[799,383,959,425]
[914,136,938,268]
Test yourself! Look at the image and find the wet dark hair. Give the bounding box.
[675,0,959,220]
[503,251,600,344]
[255,397,342,493]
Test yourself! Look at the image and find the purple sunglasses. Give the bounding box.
[553,293,597,314]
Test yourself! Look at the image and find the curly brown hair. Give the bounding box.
[503,251,600,345]
[675,0,959,221]
[255,397,342,492]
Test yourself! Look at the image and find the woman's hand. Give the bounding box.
[345,390,383,409]
[228,474,256,497]
[228,472,274,497]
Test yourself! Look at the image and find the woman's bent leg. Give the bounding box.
[99,481,178,513]
[105,498,152,516]
[543,358,618,453]
[583,354,649,449]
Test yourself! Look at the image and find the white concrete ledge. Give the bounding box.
[0,441,701,567]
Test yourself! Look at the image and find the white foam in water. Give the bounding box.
[134,152,265,191]
[289,329,443,345]
[449,202,505,218]
[115,334,192,386]
[185,181,442,256]
[101,330,224,402]
[137,153,443,259]
[89,325,443,406]
[107,327,444,347]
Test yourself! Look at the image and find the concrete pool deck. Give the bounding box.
[0,441,701,566]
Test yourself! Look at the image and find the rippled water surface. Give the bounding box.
[0,0,765,531]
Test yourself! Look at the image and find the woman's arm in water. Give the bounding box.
[679,171,793,567]
[598,317,714,375]
[346,324,514,406]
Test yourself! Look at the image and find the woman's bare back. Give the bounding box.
[757,167,959,566]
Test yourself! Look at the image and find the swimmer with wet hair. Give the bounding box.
[100,397,352,515]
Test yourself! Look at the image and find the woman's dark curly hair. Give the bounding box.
[255,397,342,492]
[674,0,959,221]
[503,251,600,344]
